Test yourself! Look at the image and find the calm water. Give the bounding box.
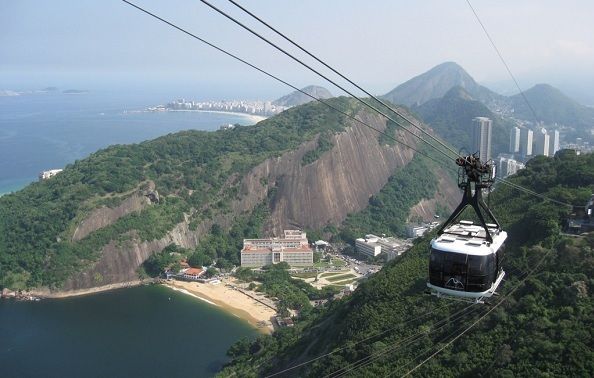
[0,91,257,194]
[0,91,262,376]
[0,285,257,377]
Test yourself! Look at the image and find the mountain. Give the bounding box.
[220,150,594,377]
[415,86,515,157]
[381,62,501,107]
[510,83,594,130]
[0,98,456,294]
[272,85,333,107]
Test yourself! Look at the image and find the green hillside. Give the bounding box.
[415,86,515,157]
[0,98,358,290]
[511,84,594,133]
[219,151,594,377]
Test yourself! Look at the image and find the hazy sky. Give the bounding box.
[1,0,593,101]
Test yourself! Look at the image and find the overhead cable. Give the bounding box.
[198,0,459,161]
[226,0,462,159]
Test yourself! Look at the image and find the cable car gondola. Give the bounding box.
[427,154,506,303]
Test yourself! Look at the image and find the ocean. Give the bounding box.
[0,90,258,194]
[0,90,263,376]
[0,285,258,377]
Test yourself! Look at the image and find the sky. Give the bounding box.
[1,0,593,102]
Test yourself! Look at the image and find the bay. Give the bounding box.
[0,90,259,194]
[0,285,257,377]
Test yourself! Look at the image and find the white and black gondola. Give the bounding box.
[427,154,506,303]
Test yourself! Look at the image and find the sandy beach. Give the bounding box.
[167,109,267,124]
[164,278,277,334]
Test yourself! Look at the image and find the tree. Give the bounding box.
[188,252,212,268]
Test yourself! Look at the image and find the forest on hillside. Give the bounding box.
[218,151,594,377]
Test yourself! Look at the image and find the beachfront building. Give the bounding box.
[181,267,205,280]
[241,230,313,267]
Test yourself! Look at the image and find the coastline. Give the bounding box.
[167,109,267,124]
[24,279,155,299]
[163,279,276,334]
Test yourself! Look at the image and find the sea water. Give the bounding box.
[0,90,258,195]
[0,285,257,377]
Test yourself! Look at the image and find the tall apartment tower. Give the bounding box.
[520,128,533,157]
[534,127,550,156]
[472,117,493,162]
[548,129,560,156]
[509,126,521,153]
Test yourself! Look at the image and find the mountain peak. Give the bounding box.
[272,85,333,107]
[381,62,498,107]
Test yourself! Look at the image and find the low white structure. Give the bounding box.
[38,169,63,181]
[241,230,313,267]
[356,234,405,259]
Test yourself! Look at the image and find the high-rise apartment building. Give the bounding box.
[509,126,521,153]
[548,129,560,157]
[472,117,493,162]
[520,128,533,157]
[534,127,550,156]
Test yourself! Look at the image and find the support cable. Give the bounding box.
[465,0,540,123]
[120,0,444,168]
[198,0,459,161]
[226,0,462,159]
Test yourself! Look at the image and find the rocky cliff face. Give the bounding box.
[61,109,453,291]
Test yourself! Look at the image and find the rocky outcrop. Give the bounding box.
[60,109,455,291]
[72,193,151,241]
[408,177,460,222]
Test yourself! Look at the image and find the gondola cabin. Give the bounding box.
[428,220,506,302]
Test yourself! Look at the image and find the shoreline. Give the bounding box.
[22,279,155,299]
[166,109,267,124]
[163,279,276,334]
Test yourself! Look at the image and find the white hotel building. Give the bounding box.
[355,234,403,260]
[240,230,313,267]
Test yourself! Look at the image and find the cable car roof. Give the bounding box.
[431,220,507,256]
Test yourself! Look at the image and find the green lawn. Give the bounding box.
[319,272,344,278]
[331,278,359,286]
[326,273,357,282]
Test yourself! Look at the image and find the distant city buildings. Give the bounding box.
[240,230,313,267]
[162,98,289,117]
[549,129,560,156]
[472,117,493,162]
[406,222,440,238]
[497,155,525,178]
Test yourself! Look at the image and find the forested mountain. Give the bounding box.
[0,97,455,293]
[272,85,333,107]
[381,62,502,107]
[219,151,594,377]
[415,86,515,157]
[510,84,594,131]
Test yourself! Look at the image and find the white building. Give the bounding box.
[241,230,313,267]
[548,129,560,157]
[472,117,493,162]
[498,156,525,178]
[520,128,533,157]
[534,127,550,156]
[38,169,63,181]
[509,126,521,153]
[355,234,405,259]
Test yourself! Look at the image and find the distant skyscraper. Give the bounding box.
[520,128,533,157]
[472,117,492,162]
[509,126,521,153]
[548,129,560,156]
[534,127,550,156]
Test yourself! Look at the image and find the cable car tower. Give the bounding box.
[427,154,506,303]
